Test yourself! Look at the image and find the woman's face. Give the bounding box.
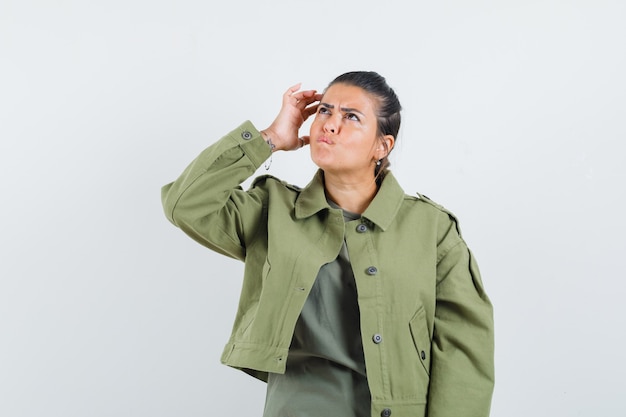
[309,83,386,180]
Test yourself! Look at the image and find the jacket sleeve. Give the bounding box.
[161,121,271,261]
[427,212,495,417]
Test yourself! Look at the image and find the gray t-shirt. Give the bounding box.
[263,208,370,417]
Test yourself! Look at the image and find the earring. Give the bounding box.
[376,160,382,166]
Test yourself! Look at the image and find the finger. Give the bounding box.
[299,135,310,146]
[301,93,323,111]
[283,83,302,103]
[300,89,318,99]
[291,89,318,104]
[286,83,302,95]
[302,104,319,121]
[294,91,320,119]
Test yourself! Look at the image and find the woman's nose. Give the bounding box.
[323,119,337,134]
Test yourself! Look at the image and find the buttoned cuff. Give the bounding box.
[228,120,272,169]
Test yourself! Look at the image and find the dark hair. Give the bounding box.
[326,71,402,177]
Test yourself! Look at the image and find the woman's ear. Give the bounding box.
[377,134,395,159]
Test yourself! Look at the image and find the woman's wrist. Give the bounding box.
[260,129,279,152]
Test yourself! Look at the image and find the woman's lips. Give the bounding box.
[317,136,333,144]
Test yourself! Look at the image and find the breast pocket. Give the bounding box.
[409,306,431,376]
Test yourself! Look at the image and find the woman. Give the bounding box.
[162,71,494,417]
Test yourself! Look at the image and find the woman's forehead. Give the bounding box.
[322,84,378,112]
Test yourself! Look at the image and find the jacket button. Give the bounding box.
[356,223,368,233]
[421,350,426,360]
[381,408,392,417]
[366,266,378,275]
[241,131,253,140]
[372,334,383,344]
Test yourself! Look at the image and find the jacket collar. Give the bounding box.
[294,170,406,232]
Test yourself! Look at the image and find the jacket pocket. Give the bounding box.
[409,306,431,376]
[238,258,271,337]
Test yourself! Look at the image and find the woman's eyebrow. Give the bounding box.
[320,103,365,116]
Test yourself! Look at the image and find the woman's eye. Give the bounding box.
[345,113,360,121]
[318,107,330,115]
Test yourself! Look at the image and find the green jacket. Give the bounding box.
[162,121,494,417]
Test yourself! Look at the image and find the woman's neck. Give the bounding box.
[323,171,379,215]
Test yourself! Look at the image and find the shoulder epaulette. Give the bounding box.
[251,174,302,192]
[415,192,462,236]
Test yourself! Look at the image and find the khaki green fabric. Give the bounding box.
[264,222,370,417]
[162,121,495,417]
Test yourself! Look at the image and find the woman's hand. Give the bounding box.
[261,84,322,151]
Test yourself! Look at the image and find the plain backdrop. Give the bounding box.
[1,1,625,416]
